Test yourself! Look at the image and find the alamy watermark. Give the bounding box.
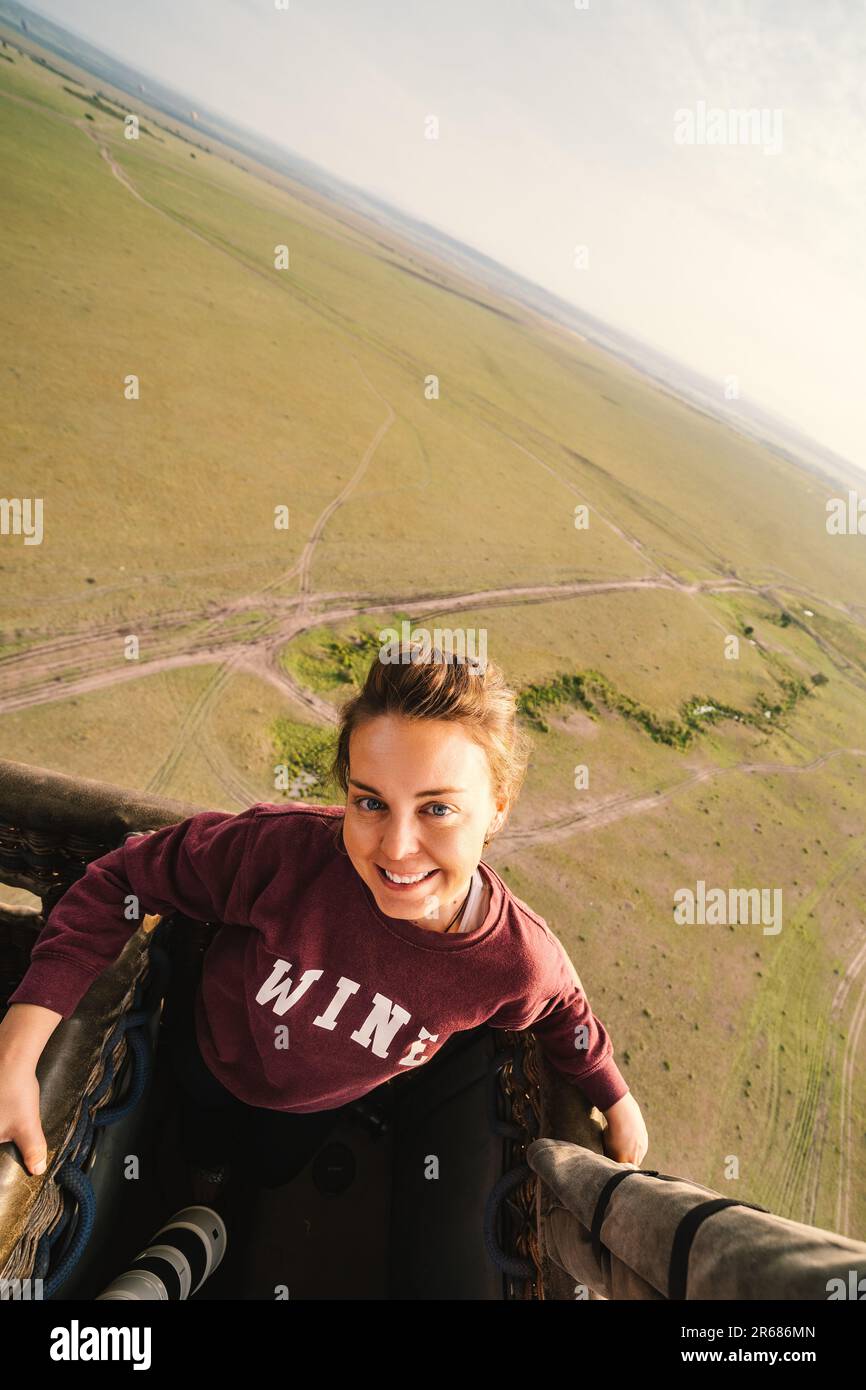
[378,621,487,672]
[0,497,43,545]
[674,879,782,936]
[674,101,783,155]
[826,491,865,535]
[49,1320,151,1369]
[1,1277,44,1299]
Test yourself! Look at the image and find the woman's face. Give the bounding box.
[342,713,506,928]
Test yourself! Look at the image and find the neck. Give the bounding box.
[413,872,474,933]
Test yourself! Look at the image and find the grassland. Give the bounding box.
[1,31,865,1236]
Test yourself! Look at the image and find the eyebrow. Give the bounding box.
[349,779,467,798]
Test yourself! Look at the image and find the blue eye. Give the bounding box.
[352,797,453,818]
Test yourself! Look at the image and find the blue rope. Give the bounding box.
[34,934,172,1299]
[42,1166,97,1298]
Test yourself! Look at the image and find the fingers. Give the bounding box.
[18,1123,48,1176]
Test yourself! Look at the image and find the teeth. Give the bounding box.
[383,868,433,884]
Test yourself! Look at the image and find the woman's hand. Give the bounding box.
[0,1005,62,1176]
[601,1091,648,1166]
[0,1057,48,1176]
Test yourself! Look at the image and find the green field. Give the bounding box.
[2,32,865,1236]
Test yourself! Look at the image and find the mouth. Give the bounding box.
[375,864,440,892]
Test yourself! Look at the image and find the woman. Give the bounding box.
[0,640,648,1208]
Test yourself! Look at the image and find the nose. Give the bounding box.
[378,814,423,862]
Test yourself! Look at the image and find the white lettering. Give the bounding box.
[255,960,323,1015]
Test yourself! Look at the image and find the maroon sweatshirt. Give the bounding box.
[8,801,629,1114]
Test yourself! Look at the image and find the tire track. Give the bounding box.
[0,575,755,714]
[497,749,866,849]
[776,844,865,1224]
[143,354,395,798]
[835,945,866,1234]
[713,834,866,1225]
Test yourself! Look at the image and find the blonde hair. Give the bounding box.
[328,640,531,844]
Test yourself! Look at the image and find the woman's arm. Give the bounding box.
[487,930,650,1165]
[6,806,258,1021]
[0,1003,64,1175]
[0,806,257,1175]
[601,1091,649,1166]
[0,1001,63,1065]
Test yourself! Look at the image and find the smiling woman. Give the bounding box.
[322,639,646,1163]
[0,638,645,1228]
[329,638,531,934]
[340,722,512,930]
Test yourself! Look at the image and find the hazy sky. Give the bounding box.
[25,0,866,467]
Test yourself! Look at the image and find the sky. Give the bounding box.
[23,0,866,468]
